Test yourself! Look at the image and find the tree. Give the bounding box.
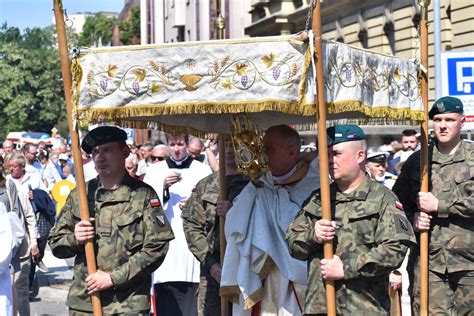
[118,6,140,45]
[79,13,116,47]
[0,24,71,139]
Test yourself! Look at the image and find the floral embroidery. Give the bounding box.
[86,52,300,97]
[325,55,420,102]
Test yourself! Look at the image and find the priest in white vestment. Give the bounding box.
[221,125,321,316]
[144,134,211,316]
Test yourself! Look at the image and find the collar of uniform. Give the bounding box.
[432,139,466,164]
[96,173,134,202]
[333,175,371,202]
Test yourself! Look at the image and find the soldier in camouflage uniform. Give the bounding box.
[48,126,174,315]
[286,124,415,315]
[393,96,474,315]
[182,140,249,316]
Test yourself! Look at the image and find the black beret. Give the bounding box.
[428,96,464,119]
[81,126,127,154]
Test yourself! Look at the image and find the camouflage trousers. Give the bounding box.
[14,257,31,316]
[411,270,474,315]
[198,276,220,316]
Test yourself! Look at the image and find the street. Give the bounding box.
[30,246,73,315]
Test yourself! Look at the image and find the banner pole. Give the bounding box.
[418,1,431,315]
[312,1,336,315]
[53,1,102,315]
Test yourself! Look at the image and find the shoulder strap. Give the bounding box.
[6,179,29,235]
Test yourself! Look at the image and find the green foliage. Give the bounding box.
[79,13,116,47]
[0,24,68,139]
[118,6,140,45]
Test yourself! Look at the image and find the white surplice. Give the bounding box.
[222,157,321,315]
[144,159,211,284]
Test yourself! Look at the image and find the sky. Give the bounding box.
[0,0,125,31]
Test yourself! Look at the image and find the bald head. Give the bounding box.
[265,125,301,152]
[263,125,301,176]
[188,137,203,160]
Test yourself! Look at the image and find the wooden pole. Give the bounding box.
[418,1,430,315]
[53,1,102,315]
[214,1,228,315]
[218,134,228,316]
[312,1,336,315]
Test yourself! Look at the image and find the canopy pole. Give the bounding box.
[312,1,336,315]
[214,2,228,315]
[218,134,228,316]
[53,1,102,315]
[419,1,430,315]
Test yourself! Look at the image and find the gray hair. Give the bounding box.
[10,154,26,168]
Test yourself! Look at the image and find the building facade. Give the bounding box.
[246,0,474,144]
[140,0,252,44]
[112,0,140,46]
[246,0,474,102]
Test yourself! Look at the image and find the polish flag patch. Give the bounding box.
[150,198,161,207]
[395,201,404,210]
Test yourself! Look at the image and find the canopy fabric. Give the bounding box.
[323,41,424,125]
[71,36,424,134]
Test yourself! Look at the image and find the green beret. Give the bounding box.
[327,124,366,146]
[81,126,127,154]
[428,96,464,119]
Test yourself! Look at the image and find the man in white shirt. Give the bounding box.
[7,154,44,315]
[136,143,153,177]
[144,134,211,316]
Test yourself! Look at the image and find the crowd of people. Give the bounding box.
[0,139,78,315]
[1,95,472,315]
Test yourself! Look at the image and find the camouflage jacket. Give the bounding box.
[48,174,174,314]
[182,172,249,276]
[393,140,474,274]
[286,176,415,315]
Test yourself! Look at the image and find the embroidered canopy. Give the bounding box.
[71,36,424,133]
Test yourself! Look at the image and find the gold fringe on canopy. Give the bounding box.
[70,35,424,133]
[327,99,425,123]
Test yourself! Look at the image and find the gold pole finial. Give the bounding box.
[214,13,225,40]
[419,0,431,20]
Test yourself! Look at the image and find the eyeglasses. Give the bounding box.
[151,156,166,162]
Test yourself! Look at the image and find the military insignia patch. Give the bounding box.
[437,102,445,112]
[399,218,409,231]
[156,214,166,227]
[393,213,413,235]
[150,198,161,207]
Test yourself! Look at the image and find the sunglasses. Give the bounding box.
[151,156,166,162]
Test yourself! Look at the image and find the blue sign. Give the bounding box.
[446,57,474,96]
[123,128,134,144]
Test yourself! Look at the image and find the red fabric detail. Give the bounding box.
[251,301,261,316]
